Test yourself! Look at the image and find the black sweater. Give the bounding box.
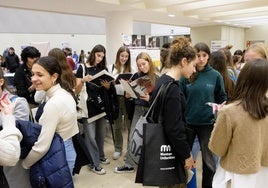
[150,74,191,161]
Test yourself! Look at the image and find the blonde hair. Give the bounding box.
[136,52,157,85]
[246,43,268,60]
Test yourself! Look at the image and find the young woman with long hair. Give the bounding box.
[109,46,134,160]
[180,42,227,188]
[115,52,159,173]
[209,58,268,188]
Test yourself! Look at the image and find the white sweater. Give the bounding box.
[22,84,79,169]
[0,115,22,166]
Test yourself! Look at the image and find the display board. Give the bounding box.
[210,40,227,52]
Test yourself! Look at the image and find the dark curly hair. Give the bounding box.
[20,46,41,64]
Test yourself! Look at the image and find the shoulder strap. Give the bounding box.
[144,82,173,119]
[143,87,161,118]
[112,64,115,73]
[148,81,174,123]
[80,63,86,77]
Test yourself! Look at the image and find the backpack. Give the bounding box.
[86,83,105,118]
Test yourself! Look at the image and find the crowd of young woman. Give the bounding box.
[0,38,267,188]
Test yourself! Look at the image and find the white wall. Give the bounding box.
[221,26,245,52]
[151,24,190,36]
[0,7,105,34]
[190,25,245,53]
[0,7,162,64]
[0,33,106,58]
[190,25,222,45]
[245,25,268,45]
[133,22,151,35]
[0,7,107,58]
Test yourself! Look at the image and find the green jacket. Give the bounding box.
[180,64,227,125]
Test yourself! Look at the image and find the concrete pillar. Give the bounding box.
[105,11,133,66]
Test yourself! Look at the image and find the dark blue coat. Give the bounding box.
[16,120,74,188]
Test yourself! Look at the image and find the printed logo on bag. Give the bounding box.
[160,145,171,152]
[159,144,176,171]
[160,144,175,160]
[130,129,142,158]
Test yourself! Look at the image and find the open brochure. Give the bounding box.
[119,75,154,99]
[89,70,115,87]
[115,73,133,84]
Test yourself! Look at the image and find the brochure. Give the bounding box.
[119,75,153,99]
[89,70,115,87]
[115,73,133,84]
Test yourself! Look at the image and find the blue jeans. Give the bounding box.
[64,138,77,175]
[186,124,217,188]
[82,117,107,168]
[192,136,200,160]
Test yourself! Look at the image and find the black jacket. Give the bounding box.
[80,66,119,124]
[5,53,20,73]
[150,74,191,161]
[72,133,93,175]
[14,64,37,105]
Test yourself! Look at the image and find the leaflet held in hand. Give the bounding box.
[89,70,115,87]
[115,73,133,84]
[119,75,154,99]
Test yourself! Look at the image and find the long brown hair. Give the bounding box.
[209,50,235,99]
[189,42,210,83]
[114,46,131,74]
[160,43,171,72]
[48,48,76,90]
[87,44,107,69]
[36,56,77,103]
[229,58,268,119]
[219,46,237,79]
[136,52,158,85]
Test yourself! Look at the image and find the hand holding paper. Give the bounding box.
[119,75,154,99]
[115,73,133,84]
[88,70,114,87]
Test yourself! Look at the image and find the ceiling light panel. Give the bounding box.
[177,0,249,11]
[182,0,265,16]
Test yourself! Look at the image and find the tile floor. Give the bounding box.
[73,125,203,188]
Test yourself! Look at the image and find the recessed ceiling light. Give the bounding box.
[168,14,175,17]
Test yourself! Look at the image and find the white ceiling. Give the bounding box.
[1,0,268,28]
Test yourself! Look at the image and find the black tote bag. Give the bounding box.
[141,122,186,186]
[135,82,186,186]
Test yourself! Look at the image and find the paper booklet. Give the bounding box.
[89,70,115,87]
[119,75,154,99]
[115,73,133,84]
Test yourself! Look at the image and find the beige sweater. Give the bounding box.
[0,115,22,166]
[22,84,79,169]
[209,101,268,174]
